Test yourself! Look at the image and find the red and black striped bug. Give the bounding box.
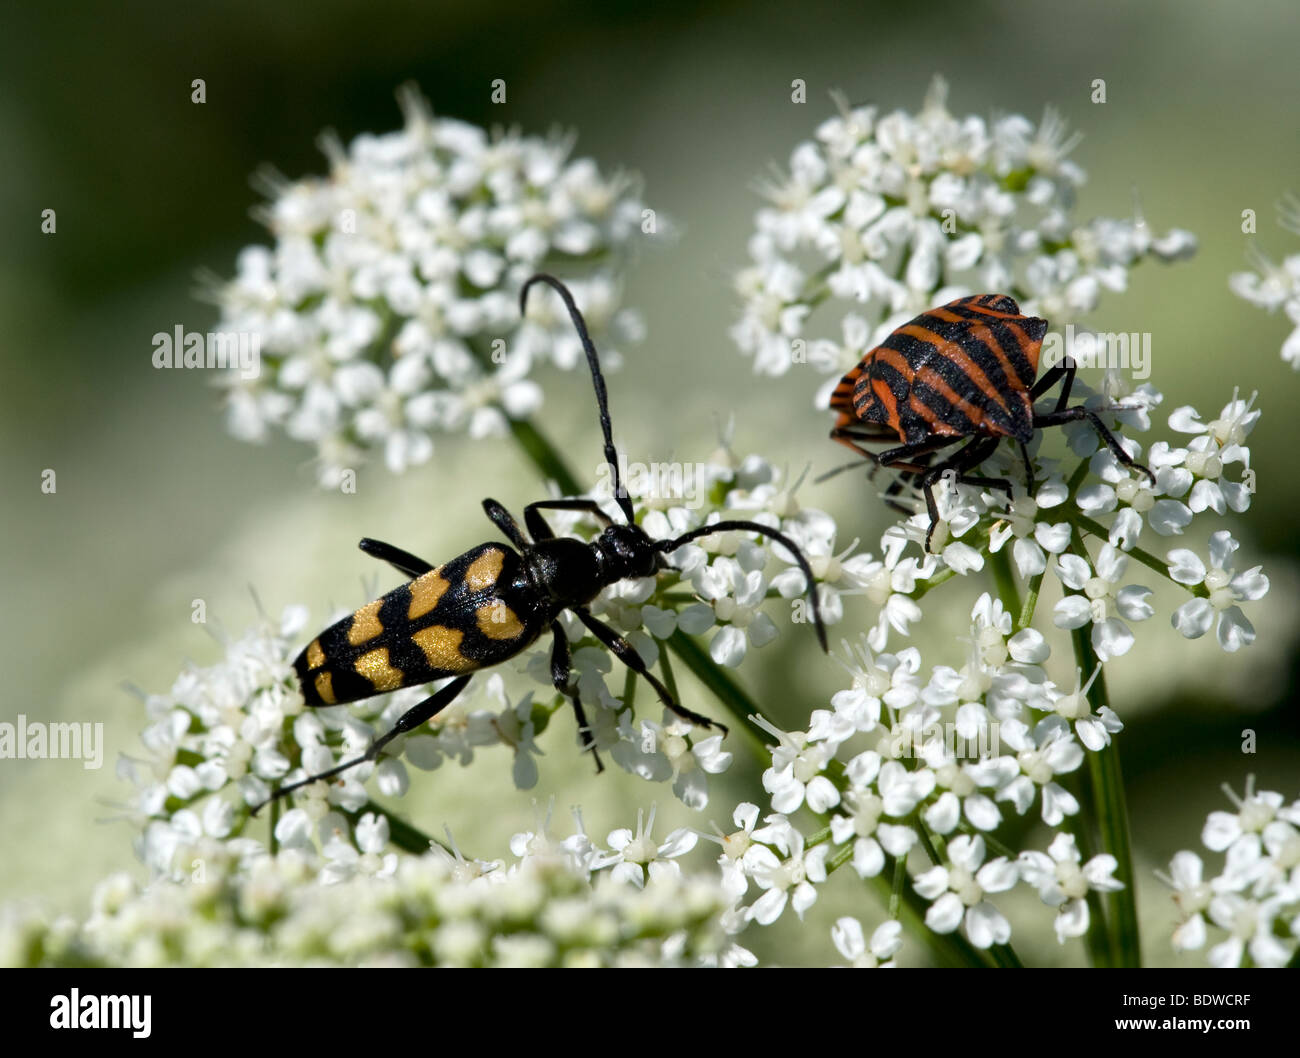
[251,274,828,814]
[828,293,1153,550]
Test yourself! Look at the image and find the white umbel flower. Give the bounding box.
[212,86,651,483]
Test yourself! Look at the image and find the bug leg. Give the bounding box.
[524,499,615,542]
[1030,357,1076,413]
[357,538,434,579]
[573,608,725,735]
[1034,407,1156,484]
[550,619,603,772]
[881,452,933,514]
[482,499,532,550]
[1018,442,1036,495]
[918,437,1001,552]
[251,674,473,815]
[828,426,883,466]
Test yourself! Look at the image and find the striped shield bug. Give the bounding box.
[253,274,828,813]
[827,293,1154,550]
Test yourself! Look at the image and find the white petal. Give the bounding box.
[1165,548,1206,586]
[709,626,748,667]
[1053,595,1093,630]
[1092,617,1134,660]
[1008,628,1050,663]
[1115,585,1154,622]
[964,794,1002,831]
[964,902,1011,948]
[1216,607,1256,652]
[852,837,886,878]
[1054,554,1091,589]
[806,775,842,813]
[1034,521,1073,554]
[831,917,866,961]
[1012,537,1048,577]
[1171,598,1214,639]
[1230,566,1269,602]
[1054,898,1090,941]
[924,791,961,835]
[1148,500,1192,535]
[924,892,964,934]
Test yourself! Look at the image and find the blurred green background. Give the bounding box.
[2,0,1297,965]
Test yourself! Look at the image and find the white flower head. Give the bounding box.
[213,86,652,483]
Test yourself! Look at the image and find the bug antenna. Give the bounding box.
[520,274,635,524]
[657,519,829,652]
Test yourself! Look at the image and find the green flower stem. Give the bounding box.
[890,856,907,921]
[1071,513,1209,598]
[826,844,855,874]
[908,565,958,601]
[910,525,992,603]
[1016,570,1045,631]
[658,641,682,703]
[864,871,996,968]
[507,417,585,496]
[1070,625,1141,968]
[268,797,280,856]
[665,631,772,756]
[815,824,1002,968]
[988,546,1022,622]
[1065,798,1114,968]
[807,810,991,967]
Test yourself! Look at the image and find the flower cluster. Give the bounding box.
[732,76,1195,403]
[1160,778,1300,968]
[1,829,728,968]
[118,444,878,869]
[711,594,1128,954]
[19,81,1279,970]
[1229,194,1300,368]
[702,384,1271,956]
[212,86,653,485]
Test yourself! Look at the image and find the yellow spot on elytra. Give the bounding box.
[313,671,336,704]
[477,601,524,640]
[354,648,403,692]
[407,568,451,620]
[348,600,384,646]
[411,625,474,673]
[465,548,504,592]
[306,638,326,670]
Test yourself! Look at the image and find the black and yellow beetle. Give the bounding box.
[254,274,828,812]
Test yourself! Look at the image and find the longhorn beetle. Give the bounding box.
[253,274,828,814]
[827,293,1154,551]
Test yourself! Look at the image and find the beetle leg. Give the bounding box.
[548,619,603,771]
[524,499,615,542]
[252,674,473,814]
[357,538,434,579]
[482,498,532,549]
[573,607,726,735]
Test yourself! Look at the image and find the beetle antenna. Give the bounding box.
[657,519,829,652]
[520,274,635,525]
